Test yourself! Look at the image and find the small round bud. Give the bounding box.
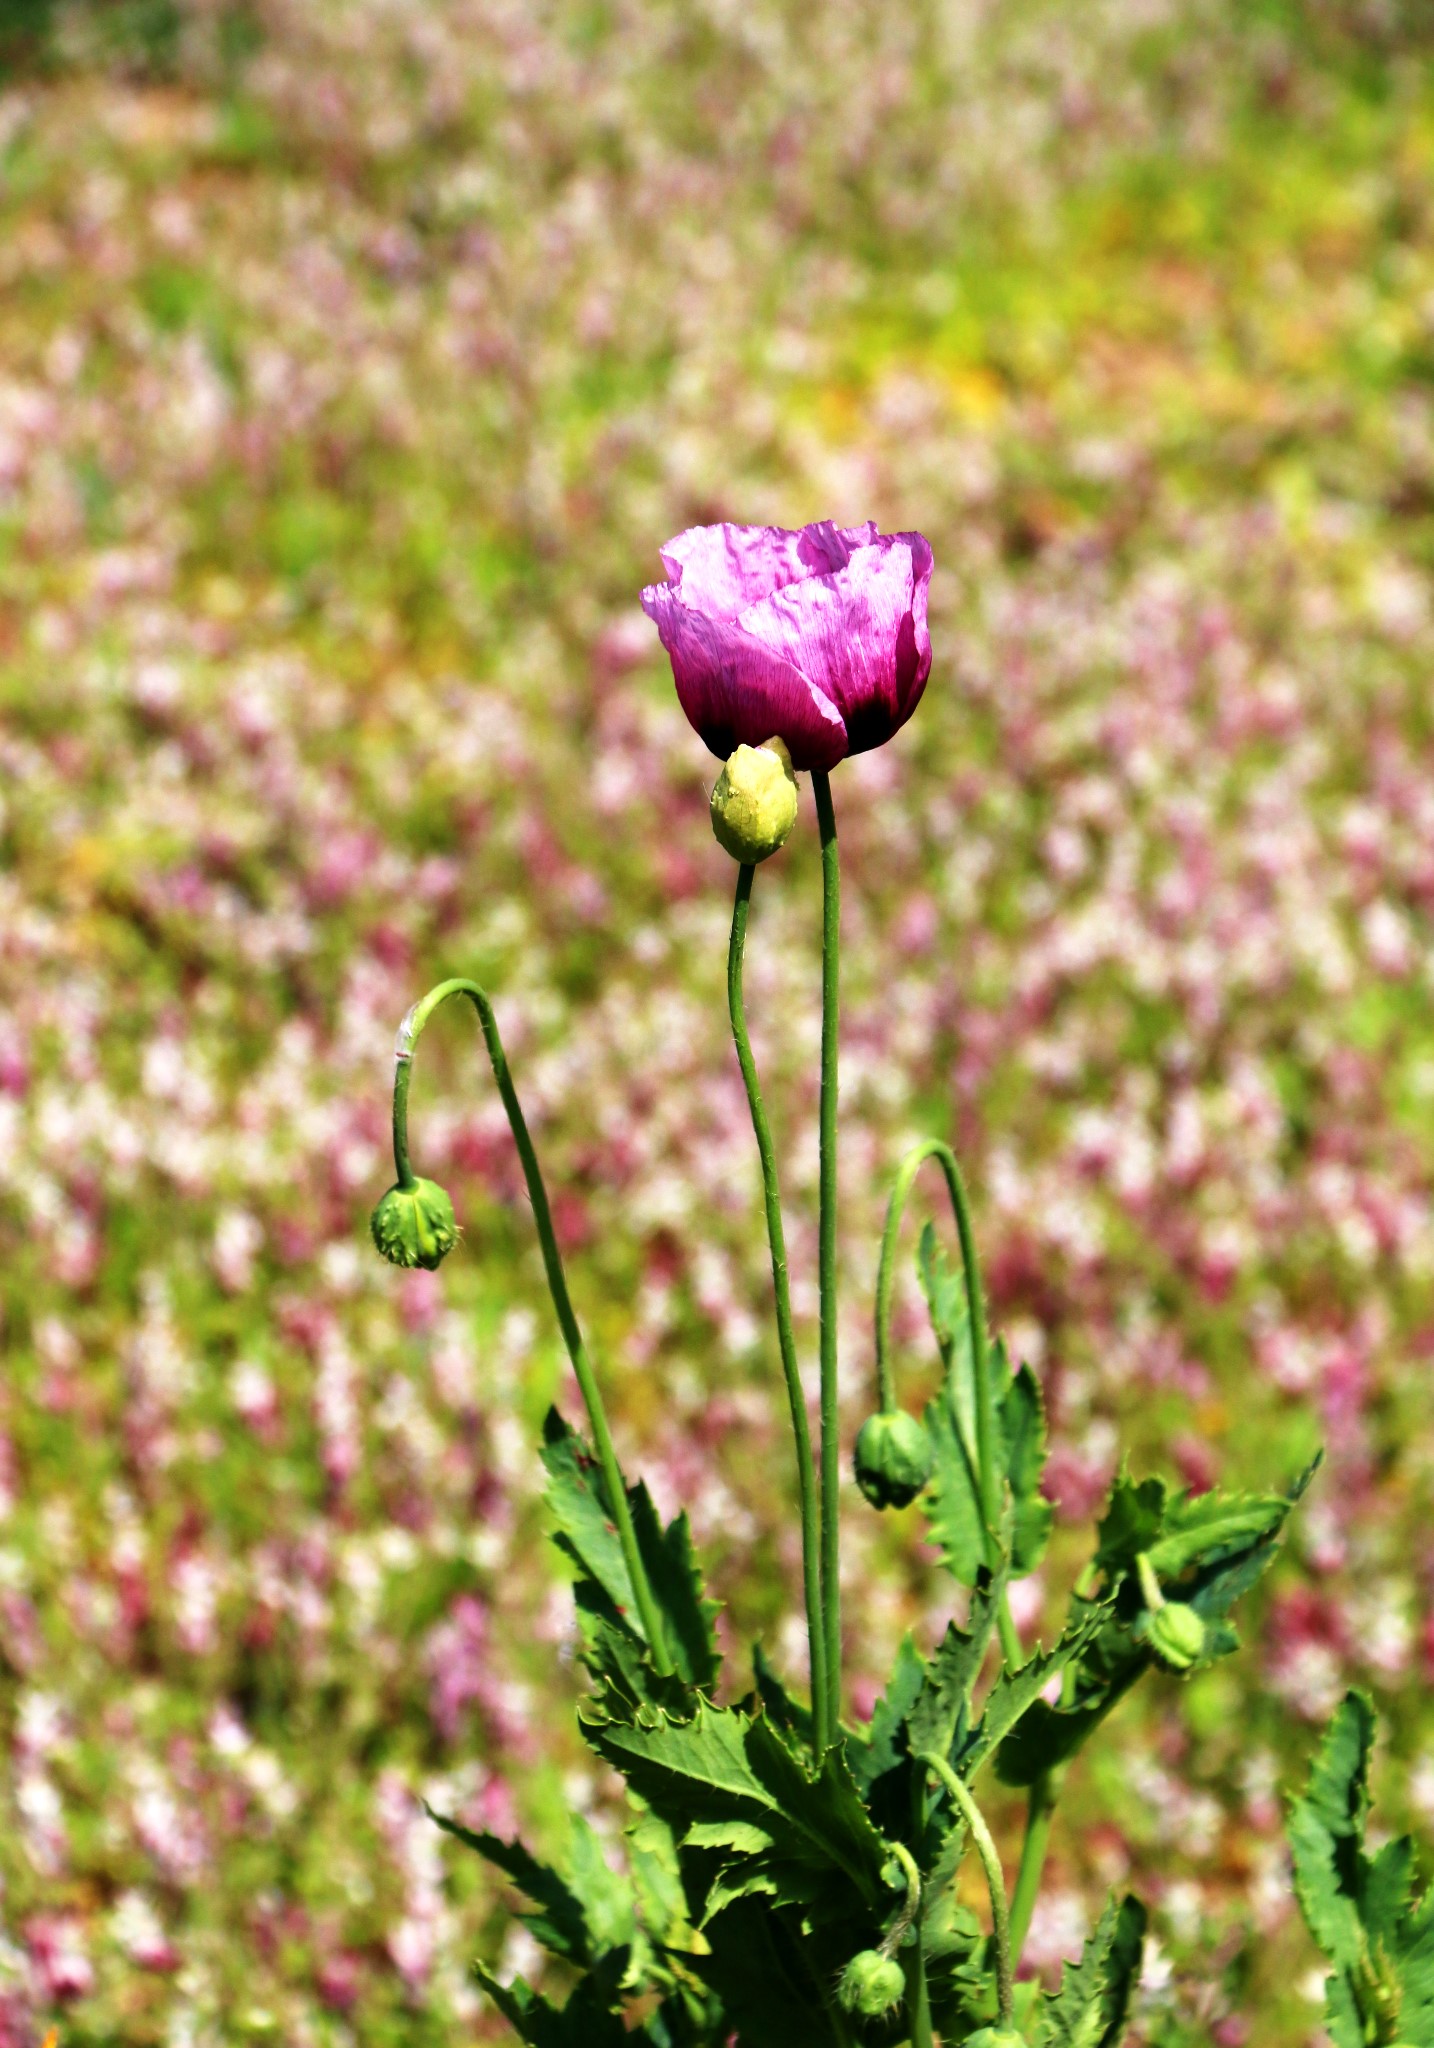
[1145,1600,1207,1672]
[854,1410,934,1511]
[370,1177,460,1270]
[710,739,798,863]
[837,1950,905,2018]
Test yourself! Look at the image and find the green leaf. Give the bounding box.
[917,1231,1051,1586]
[1288,1690,1434,2048]
[753,1642,814,1750]
[1000,1459,1315,1787]
[1035,1895,1147,2047]
[472,1950,631,2046]
[850,1633,927,1795]
[694,1896,849,2048]
[428,1809,595,1964]
[583,1697,890,1922]
[542,1409,721,1695]
[907,1570,1005,1763]
[961,1600,1111,1781]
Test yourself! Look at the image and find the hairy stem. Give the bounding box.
[391,978,673,1675]
[728,864,828,1749]
[813,767,843,1738]
[917,1749,1015,2029]
[874,1137,1022,1668]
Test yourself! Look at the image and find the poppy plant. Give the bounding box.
[640,519,934,772]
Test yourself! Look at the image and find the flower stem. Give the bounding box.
[812,767,842,1742]
[905,1939,934,2048]
[874,1137,1022,1668]
[390,978,673,1676]
[916,1749,1015,2030]
[1009,1765,1064,1970]
[727,864,828,1750]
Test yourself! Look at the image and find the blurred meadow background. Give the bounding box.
[2,0,1434,2040]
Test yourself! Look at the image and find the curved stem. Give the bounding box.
[875,1137,1022,1668]
[916,1749,1014,2030]
[883,1840,924,1957]
[812,768,843,1739]
[390,978,673,1676]
[728,864,828,1750]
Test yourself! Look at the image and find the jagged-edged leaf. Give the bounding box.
[542,1409,721,1694]
[583,1698,889,1920]
[1001,1460,1315,1788]
[849,1633,927,1796]
[626,1807,709,1962]
[1035,1895,1147,2047]
[428,1809,594,1963]
[752,1642,813,1750]
[473,1949,631,2045]
[959,1601,1110,1781]
[1289,1691,1434,2048]
[694,1895,849,2048]
[907,1569,1006,1763]
[918,1230,1050,1586]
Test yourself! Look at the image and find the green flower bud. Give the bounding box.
[854,1410,934,1511]
[370,1177,460,1270]
[710,739,798,863]
[1145,1600,1207,1672]
[837,1950,905,2018]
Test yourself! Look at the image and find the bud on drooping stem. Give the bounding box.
[709,739,798,863]
[836,1950,905,2018]
[370,1176,460,1269]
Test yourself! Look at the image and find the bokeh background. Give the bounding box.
[1,0,1433,2040]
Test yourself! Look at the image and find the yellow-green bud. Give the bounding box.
[837,1951,905,2018]
[1146,1601,1207,1672]
[370,1177,460,1270]
[854,1411,934,1511]
[710,739,798,863]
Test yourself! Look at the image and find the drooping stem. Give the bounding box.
[874,1137,1022,1668]
[1009,1764,1064,1969]
[812,768,843,1739]
[727,864,829,1750]
[390,978,673,1675]
[916,1750,1015,2030]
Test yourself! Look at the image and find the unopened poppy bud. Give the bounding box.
[370,1177,460,1270]
[837,1950,905,2018]
[709,739,798,863]
[853,1410,934,1511]
[1146,1601,1207,1672]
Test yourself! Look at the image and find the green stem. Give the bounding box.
[390,978,673,1676]
[916,1750,1014,2030]
[812,768,843,1740]
[905,1936,933,2048]
[1008,1764,1064,1969]
[874,1137,1022,1668]
[728,865,828,1751]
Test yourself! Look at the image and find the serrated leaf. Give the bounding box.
[694,1896,849,2048]
[472,1950,630,2046]
[960,1601,1110,1781]
[1092,1468,1167,1575]
[918,1231,1051,1587]
[1289,1690,1434,2048]
[752,1642,813,1749]
[1146,1488,1291,1579]
[907,1570,1005,1763]
[428,1809,594,1963]
[1035,1895,1147,2047]
[542,1409,721,1694]
[583,1698,889,1920]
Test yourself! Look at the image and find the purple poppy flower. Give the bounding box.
[640,520,934,773]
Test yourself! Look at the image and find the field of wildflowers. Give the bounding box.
[2,0,1434,2040]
